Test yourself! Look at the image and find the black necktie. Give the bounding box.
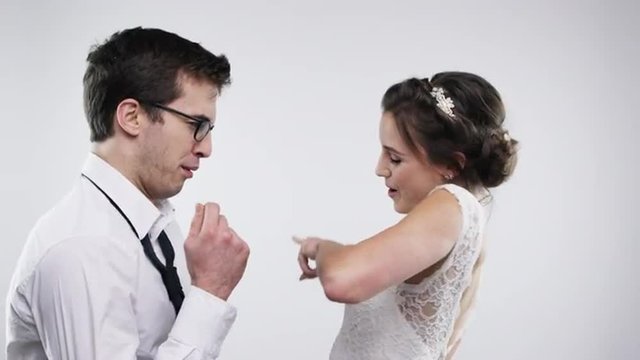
[81,174,185,314]
[140,231,184,313]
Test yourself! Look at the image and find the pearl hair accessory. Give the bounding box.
[430,87,456,118]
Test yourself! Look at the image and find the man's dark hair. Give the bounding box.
[83,27,231,142]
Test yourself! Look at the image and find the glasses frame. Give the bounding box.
[143,102,214,142]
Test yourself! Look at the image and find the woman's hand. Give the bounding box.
[293,236,322,280]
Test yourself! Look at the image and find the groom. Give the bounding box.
[6,27,250,359]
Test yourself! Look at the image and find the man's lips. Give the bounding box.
[180,165,198,178]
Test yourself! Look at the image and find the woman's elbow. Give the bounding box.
[320,272,369,304]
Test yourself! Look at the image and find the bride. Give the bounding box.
[295,72,518,359]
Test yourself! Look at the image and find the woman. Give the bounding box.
[295,72,518,359]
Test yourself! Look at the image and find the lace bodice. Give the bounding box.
[330,184,485,360]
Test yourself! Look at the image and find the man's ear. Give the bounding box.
[115,99,144,137]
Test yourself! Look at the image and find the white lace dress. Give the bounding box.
[329,184,485,360]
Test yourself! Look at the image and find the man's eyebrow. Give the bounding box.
[191,114,212,122]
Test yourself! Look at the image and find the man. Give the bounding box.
[6,27,250,359]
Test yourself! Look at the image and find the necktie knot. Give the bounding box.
[141,230,185,314]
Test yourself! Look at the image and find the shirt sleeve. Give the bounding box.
[159,286,237,359]
[28,237,236,360]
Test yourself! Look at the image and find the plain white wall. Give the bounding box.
[1,0,638,359]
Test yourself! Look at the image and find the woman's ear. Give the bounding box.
[451,151,466,174]
[439,152,466,180]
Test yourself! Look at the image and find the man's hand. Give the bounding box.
[184,203,250,300]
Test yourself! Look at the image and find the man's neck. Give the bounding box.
[92,141,154,203]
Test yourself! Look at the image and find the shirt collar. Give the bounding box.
[81,153,175,240]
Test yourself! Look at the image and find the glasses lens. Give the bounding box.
[195,122,210,141]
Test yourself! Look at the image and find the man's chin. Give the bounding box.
[170,183,185,197]
[156,182,184,200]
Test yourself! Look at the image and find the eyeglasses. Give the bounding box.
[144,102,214,142]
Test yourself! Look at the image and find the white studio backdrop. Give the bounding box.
[0,1,638,359]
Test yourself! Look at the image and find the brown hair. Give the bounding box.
[83,27,231,142]
[381,72,518,190]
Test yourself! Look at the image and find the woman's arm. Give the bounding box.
[296,188,463,303]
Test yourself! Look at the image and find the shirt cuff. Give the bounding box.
[169,286,237,358]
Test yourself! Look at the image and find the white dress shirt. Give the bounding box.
[6,153,237,359]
